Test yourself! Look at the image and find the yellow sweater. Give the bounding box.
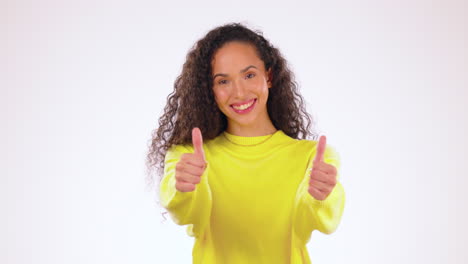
[159,130,345,263]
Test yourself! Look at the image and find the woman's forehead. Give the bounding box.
[211,42,265,73]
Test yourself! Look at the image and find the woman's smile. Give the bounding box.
[230,98,257,114]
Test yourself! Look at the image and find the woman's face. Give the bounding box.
[211,41,272,133]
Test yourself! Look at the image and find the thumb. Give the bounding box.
[192,127,206,162]
[313,135,327,164]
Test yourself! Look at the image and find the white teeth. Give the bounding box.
[232,100,254,110]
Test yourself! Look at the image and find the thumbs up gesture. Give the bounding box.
[308,135,338,200]
[174,127,207,192]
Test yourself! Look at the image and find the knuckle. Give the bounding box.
[192,159,204,168]
[310,172,318,180]
[180,153,191,162]
[175,182,195,192]
[174,171,182,181]
[189,175,200,184]
[194,176,201,184]
[175,167,185,177]
[175,182,184,192]
[198,168,206,176]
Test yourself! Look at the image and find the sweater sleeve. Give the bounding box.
[158,144,212,238]
[294,144,346,240]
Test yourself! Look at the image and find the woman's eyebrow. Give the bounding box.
[240,65,257,73]
[212,73,228,80]
[213,65,258,80]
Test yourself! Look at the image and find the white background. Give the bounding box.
[2,0,467,263]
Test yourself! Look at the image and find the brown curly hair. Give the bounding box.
[145,22,317,188]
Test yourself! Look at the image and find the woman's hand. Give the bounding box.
[308,135,338,200]
[174,127,207,192]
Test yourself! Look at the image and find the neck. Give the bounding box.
[226,121,277,137]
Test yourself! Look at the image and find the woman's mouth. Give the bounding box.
[230,99,256,114]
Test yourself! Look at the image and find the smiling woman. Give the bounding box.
[211,42,275,136]
[146,23,346,264]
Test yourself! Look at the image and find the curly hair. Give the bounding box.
[145,22,317,188]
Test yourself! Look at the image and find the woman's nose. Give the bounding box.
[232,80,247,98]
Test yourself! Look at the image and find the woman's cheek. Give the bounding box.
[251,78,266,90]
[216,89,230,102]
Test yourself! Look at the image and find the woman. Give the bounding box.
[146,23,345,264]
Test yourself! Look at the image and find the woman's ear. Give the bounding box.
[267,68,273,88]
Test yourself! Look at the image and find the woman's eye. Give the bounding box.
[218,79,228,85]
[246,73,256,79]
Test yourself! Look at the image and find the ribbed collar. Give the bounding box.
[222,130,284,147]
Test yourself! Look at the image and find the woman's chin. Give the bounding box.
[226,116,258,129]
